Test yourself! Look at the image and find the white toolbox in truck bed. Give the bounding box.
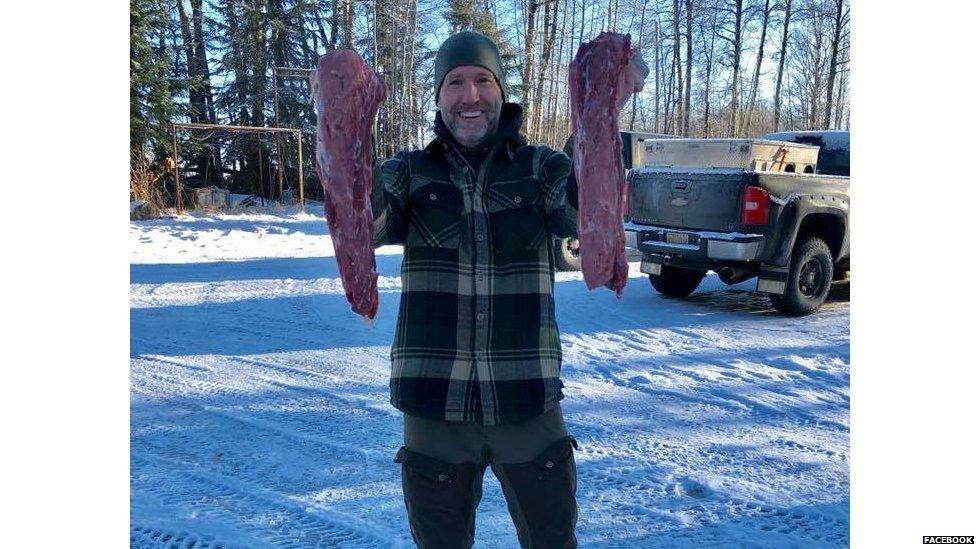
[642,138,820,173]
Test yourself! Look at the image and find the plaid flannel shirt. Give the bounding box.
[370,103,578,425]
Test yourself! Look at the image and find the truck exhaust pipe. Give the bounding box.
[718,265,757,285]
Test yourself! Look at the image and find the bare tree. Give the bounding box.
[522,0,539,137]
[772,0,793,131]
[654,16,661,131]
[532,0,557,142]
[671,0,684,135]
[545,0,569,146]
[821,0,847,128]
[724,0,744,136]
[741,0,772,135]
[683,0,693,135]
[789,0,830,129]
[699,0,720,136]
[630,0,649,130]
[832,65,848,128]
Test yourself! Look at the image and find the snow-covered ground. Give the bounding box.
[130,205,849,548]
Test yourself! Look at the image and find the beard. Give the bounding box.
[441,99,503,149]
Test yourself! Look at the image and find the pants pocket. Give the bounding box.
[498,437,579,548]
[395,446,481,549]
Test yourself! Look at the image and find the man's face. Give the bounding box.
[438,65,503,148]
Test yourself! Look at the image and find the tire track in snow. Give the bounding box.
[132,353,392,420]
[132,453,403,548]
[130,525,238,549]
[569,342,849,432]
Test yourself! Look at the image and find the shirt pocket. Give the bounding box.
[486,177,547,251]
[406,177,464,249]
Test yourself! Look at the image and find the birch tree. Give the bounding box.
[723,0,744,136]
[772,0,793,131]
[821,0,847,128]
[741,0,771,135]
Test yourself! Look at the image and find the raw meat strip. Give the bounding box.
[568,32,635,297]
[313,50,388,321]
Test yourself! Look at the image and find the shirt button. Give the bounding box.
[429,193,437,201]
[514,196,522,204]
[475,232,485,241]
[545,461,554,469]
[476,312,485,322]
[437,473,446,482]
[462,165,469,173]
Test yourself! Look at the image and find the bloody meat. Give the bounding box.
[568,32,636,297]
[313,50,388,321]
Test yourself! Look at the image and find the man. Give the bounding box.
[370,30,646,548]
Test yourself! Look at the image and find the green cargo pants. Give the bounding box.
[395,405,579,549]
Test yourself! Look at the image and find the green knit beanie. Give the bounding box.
[434,31,507,104]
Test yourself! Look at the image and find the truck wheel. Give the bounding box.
[648,266,707,298]
[554,237,581,271]
[769,237,834,316]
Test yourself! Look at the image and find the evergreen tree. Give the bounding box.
[443,0,519,100]
[130,0,180,164]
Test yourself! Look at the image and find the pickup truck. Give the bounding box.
[623,130,850,316]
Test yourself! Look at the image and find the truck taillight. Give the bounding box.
[740,186,770,225]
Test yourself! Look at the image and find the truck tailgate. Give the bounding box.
[627,168,754,232]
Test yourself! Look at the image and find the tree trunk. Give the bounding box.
[190,0,217,124]
[664,47,675,133]
[342,0,354,49]
[546,0,568,146]
[250,0,268,127]
[630,0,648,130]
[523,0,539,139]
[192,0,222,182]
[822,0,844,129]
[742,0,771,136]
[654,17,660,132]
[702,0,717,137]
[772,0,792,131]
[727,0,742,137]
[566,0,577,140]
[176,0,203,123]
[810,9,825,129]
[406,0,418,148]
[834,68,847,129]
[671,0,683,135]
[330,0,340,48]
[683,0,692,136]
[532,0,556,143]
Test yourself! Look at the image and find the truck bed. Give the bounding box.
[626,168,850,265]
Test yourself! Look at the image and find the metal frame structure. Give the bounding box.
[171,122,305,212]
[272,66,316,203]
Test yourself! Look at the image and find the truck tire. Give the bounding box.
[769,236,834,316]
[648,266,707,298]
[553,237,581,271]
